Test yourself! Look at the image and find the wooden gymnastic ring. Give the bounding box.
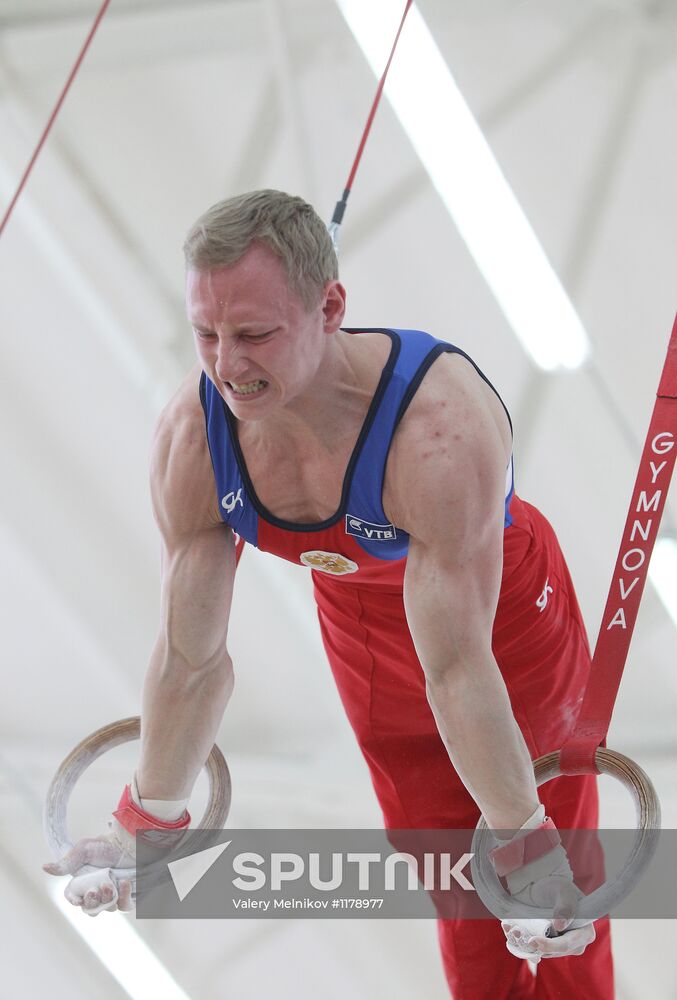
[470,747,660,921]
[43,716,231,893]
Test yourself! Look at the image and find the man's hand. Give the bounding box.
[43,776,189,916]
[501,879,595,962]
[43,818,135,916]
[491,804,596,962]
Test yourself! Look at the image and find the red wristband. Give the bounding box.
[112,784,191,836]
[489,818,561,877]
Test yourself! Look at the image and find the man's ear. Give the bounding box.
[322,281,347,333]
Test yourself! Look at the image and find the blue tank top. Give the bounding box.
[199,328,515,564]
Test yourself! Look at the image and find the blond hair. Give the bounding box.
[183,190,338,308]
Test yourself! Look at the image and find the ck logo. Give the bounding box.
[345,514,396,541]
[536,578,554,613]
[222,489,244,515]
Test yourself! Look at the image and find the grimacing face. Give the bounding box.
[186,244,345,420]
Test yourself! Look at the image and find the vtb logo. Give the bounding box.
[345,514,396,541]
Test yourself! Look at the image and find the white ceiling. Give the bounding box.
[1,0,676,997]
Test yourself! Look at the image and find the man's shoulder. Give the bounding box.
[151,365,222,534]
[396,350,493,447]
[384,351,511,530]
[156,363,206,439]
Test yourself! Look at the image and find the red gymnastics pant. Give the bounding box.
[312,496,614,999]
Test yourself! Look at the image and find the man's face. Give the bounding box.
[186,244,344,420]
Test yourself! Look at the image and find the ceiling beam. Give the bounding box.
[0,71,184,406]
[480,8,617,132]
[1,0,265,77]
[0,0,257,30]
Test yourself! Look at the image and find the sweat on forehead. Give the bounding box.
[190,245,298,297]
[186,258,309,330]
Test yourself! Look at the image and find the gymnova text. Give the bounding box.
[605,430,674,631]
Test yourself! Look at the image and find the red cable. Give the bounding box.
[0,0,113,240]
[330,0,414,234]
[345,0,414,192]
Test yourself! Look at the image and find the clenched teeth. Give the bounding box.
[229,379,268,395]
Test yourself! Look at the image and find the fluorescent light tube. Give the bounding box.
[649,536,677,627]
[48,881,191,1000]
[335,0,591,371]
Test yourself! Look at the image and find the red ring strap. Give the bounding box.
[489,818,561,877]
[560,315,677,774]
[113,784,191,835]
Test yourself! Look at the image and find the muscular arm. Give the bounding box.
[136,369,236,800]
[388,356,539,832]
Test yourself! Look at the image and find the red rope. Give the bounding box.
[330,0,414,235]
[0,0,113,239]
[345,0,414,192]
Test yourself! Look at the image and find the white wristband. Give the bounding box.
[494,803,546,845]
[131,773,189,823]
